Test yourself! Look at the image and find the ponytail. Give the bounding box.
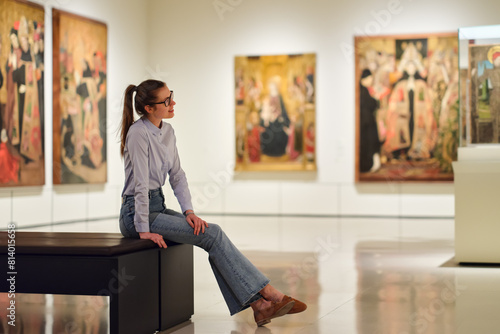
[120,85,136,156]
[120,79,166,156]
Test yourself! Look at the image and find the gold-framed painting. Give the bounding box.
[234,53,316,172]
[468,43,500,144]
[355,33,459,182]
[0,0,45,187]
[52,9,107,184]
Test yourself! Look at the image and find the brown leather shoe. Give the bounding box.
[287,296,307,314]
[254,295,295,326]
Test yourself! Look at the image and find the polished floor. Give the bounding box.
[3,215,500,334]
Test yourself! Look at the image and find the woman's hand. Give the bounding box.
[139,232,168,248]
[185,213,209,236]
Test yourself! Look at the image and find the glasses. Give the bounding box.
[151,90,174,107]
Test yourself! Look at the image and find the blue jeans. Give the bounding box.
[119,188,270,315]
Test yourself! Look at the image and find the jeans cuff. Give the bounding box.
[247,292,263,305]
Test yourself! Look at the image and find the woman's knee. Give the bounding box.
[207,223,222,235]
[196,223,222,250]
[200,223,224,245]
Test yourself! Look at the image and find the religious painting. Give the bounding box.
[468,44,500,144]
[355,33,459,182]
[53,9,107,184]
[0,0,44,187]
[234,53,316,172]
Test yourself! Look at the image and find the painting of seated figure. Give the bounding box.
[234,53,316,172]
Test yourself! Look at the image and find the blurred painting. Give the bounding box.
[0,0,44,187]
[234,53,316,172]
[355,33,459,182]
[468,44,500,144]
[459,68,468,144]
[53,9,107,184]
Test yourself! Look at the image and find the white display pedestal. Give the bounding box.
[452,146,500,263]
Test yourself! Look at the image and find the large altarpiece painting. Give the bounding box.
[53,9,107,184]
[355,33,459,182]
[0,0,45,187]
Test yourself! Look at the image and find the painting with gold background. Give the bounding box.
[235,53,316,172]
[53,9,107,184]
[0,0,44,187]
[355,33,459,182]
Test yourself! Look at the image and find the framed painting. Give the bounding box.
[0,0,45,187]
[53,9,107,184]
[468,44,500,144]
[355,33,459,182]
[234,53,316,172]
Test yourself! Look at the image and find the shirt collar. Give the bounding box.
[141,117,164,136]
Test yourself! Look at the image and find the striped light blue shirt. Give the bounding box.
[121,117,193,233]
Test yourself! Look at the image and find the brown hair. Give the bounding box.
[120,79,166,156]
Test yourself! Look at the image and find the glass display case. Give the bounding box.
[454,24,500,264]
[459,24,500,146]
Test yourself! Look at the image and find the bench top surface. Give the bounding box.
[0,232,168,256]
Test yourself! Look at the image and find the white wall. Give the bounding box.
[0,0,150,228]
[3,0,500,228]
[146,0,500,218]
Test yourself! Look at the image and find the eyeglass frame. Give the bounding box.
[151,90,174,107]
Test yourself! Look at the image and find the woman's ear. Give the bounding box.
[144,104,154,114]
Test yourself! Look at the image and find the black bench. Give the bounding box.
[0,232,193,334]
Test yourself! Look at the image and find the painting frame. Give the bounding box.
[234,53,317,172]
[355,32,459,183]
[52,8,107,184]
[0,0,45,187]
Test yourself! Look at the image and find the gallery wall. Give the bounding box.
[147,0,500,217]
[2,0,500,228]
[0,0,150,228]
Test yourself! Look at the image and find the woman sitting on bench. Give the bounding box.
[118,79,306,327]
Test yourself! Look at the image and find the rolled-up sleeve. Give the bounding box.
[127,127,150,233]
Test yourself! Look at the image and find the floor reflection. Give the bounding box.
[355,240,458,334]
[0,293,109,334]
[9,217,500,333]
[233,251,320,333]
[246,251,320,311]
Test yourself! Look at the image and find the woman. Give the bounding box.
[119,79,306,326]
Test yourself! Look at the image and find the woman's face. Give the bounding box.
[148,86,176,123]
